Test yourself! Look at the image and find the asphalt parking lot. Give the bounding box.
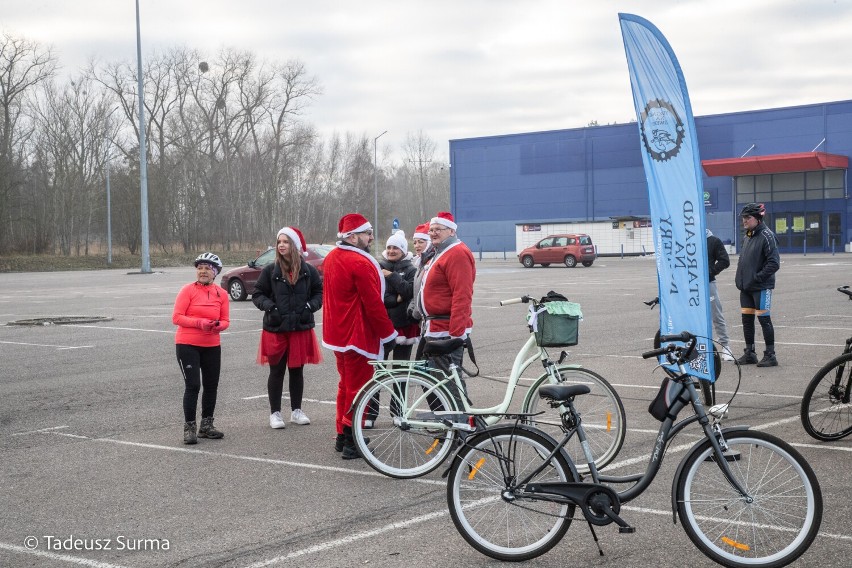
[1,253,851,567]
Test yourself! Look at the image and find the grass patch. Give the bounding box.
[0,249,270,273]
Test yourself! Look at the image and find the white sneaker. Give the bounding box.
[270,411,286,429]
[290,409,311,425]
[720,347,735,362]
[364,419,374,429]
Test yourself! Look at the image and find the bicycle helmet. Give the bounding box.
[193,252,222,271]
[740,202,765,218]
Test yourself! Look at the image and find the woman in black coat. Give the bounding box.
[252,227,323,429]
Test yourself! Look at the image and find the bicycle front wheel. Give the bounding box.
[352,371,458,479]
[446,425,578,561]
[523,366,625,472]
[675,430,822,568]
[800,352,852,441]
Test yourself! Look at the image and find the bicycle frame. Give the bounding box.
[833,337,852,405]
[511,364,752,509]
[359,333,577,429]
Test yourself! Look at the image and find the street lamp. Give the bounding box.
[373,130,387,246]
[135,0,151,273]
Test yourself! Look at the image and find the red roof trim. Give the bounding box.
[701,152,848,177]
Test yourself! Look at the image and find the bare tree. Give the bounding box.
[0,31,57,253]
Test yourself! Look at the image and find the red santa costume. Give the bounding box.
[322,213,397,435]
[420,212,476,339]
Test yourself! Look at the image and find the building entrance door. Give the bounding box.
[770,210,822,252]
[755,208,844,253]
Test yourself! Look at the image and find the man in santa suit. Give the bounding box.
[322,213,397,459]
[419,211,476,404]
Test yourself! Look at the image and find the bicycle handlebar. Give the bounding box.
[642,343,675,359]
[500,296,528,306]
[838,286,852,299]
[659,331,692,343]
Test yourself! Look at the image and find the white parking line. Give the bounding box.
[0,340,94,350]
[240,509,450,567]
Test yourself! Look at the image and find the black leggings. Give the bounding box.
[176,344,221,422]
[267,359,304,413]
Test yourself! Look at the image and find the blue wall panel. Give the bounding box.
[450,100,852,252]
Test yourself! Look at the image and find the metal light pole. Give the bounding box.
[106,161,112,265]
[373,130,387,245]
[135,0,151,273]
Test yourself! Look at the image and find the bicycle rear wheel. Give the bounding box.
[800,352,852,441]
[675,430,822,568]
[522,366,625,472]
[351,371,458,479]
[446,425,578,561]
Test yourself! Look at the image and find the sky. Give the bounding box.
[2,0,851,162]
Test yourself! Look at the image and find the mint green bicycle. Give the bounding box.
[351,293,626,479]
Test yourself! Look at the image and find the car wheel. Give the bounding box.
[541,263,551,267]
[582,261,594,267]
[521,256,535,268]
[563,255,577,268]
[228,279,247,301]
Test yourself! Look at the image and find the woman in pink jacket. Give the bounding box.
[172,253,230,444]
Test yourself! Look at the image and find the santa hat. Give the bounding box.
[386,230,408,255]
[277,226,308,257]
[337,213,372,239]
[430,211,457,231]
[413,223,430,241]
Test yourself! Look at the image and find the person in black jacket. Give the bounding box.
[706,229,733,361]
[364,230,419,427]
[734,203,781,367]
[252,227,323,428]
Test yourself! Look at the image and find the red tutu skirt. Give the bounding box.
[257,329,323,367]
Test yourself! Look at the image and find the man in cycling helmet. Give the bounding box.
[734,203,780,367]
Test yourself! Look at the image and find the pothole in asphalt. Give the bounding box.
[7,316,114,326]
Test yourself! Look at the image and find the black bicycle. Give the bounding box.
[800,285,852,440]
[445,331,822,567]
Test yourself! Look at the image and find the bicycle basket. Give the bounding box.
[529,301,582,347]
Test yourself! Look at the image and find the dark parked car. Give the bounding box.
[220,244,333,301]
[518,234,596,268]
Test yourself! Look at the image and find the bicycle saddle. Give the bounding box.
[423,337,465,355]
[538,384,591,402]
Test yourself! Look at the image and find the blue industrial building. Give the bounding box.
[449,99,851,257]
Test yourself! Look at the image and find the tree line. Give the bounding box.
[0,31,449,256]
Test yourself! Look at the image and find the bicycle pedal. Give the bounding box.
[618,527,635,534]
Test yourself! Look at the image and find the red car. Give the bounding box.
[220,244,333,301]
[518,234,596,268]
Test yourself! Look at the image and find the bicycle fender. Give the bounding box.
[441,423,580,480]
[669,425,752,524]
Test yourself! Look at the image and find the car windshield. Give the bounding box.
[255,248,276,266]
[311,245,334,258]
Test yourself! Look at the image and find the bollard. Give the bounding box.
[832,238,835,256]
[503,248,507,260]
[479,247,483,261]
[621,244,624,259]
[803,240,807,256]
[642,245,646,256]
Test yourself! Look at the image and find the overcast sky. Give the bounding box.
[3,0,851,161]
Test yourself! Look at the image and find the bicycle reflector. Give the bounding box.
[468,458,487,480]
[721,536,750,551]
